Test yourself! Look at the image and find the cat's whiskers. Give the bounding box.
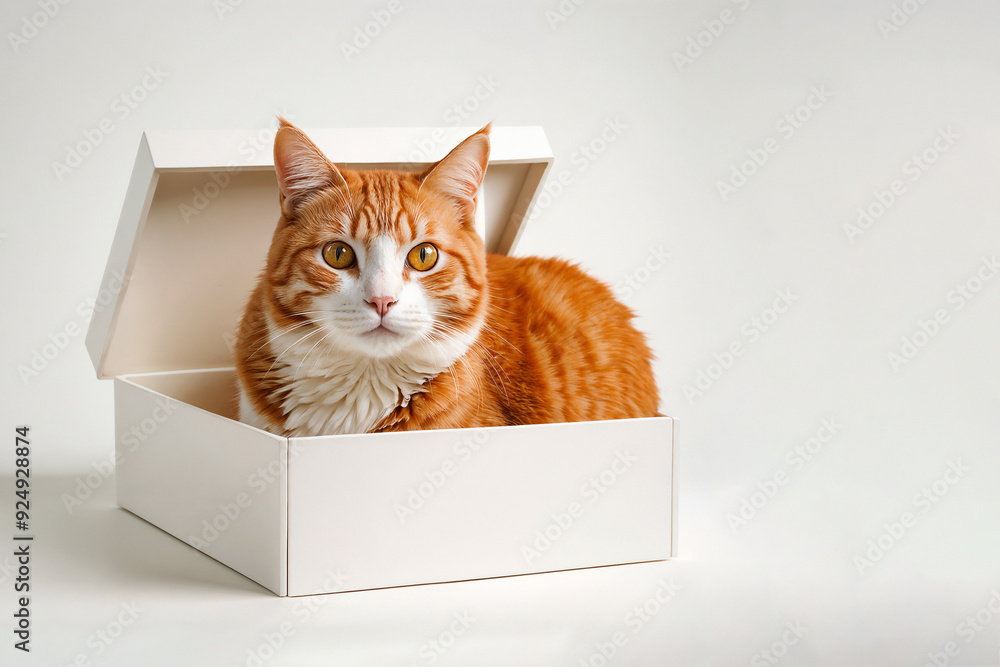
[431,321,509,405]
[262,325,327,383]
[317,324,348,358]
[415,331,460,395]
[467,337,512,404]
[422,327,489,418]
[435,310,520,354]
[292,327,339,383]
[460,353,485,419]
[454,342,489,419]
[478,323,521,354]
[245,308,341,361]
[473,345,509,406]
[245,319,314,361]
[251,308,347,375]
[434,314,519,398]
[484,288,516,315]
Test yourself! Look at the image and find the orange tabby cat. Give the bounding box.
[235,119,659,436]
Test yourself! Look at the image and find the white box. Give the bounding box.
[85,126,677,596]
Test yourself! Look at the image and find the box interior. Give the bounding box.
[125,368,240,421]
[99,160,546,380]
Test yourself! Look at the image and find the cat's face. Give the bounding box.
[263,121,490,363]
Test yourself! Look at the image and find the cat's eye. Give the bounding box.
[407,243,439,271]
[322,241,356,269]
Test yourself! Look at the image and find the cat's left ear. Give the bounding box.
[421,124,491,221]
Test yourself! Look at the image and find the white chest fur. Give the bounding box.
[278,350,436,436]
[238,315,472,436]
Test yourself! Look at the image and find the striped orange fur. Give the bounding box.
[234,120,659,436]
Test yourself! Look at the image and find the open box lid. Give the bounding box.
[85,126,553,379]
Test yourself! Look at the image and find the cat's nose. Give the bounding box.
[367,296,396,318]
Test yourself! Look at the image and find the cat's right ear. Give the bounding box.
[273,117,349,217]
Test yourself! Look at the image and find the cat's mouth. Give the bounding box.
[366,323,397,336]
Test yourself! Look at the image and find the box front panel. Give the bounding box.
[286,417,672,595]
[115,376,288,595]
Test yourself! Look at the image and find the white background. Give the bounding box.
[2,0,1000,665]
